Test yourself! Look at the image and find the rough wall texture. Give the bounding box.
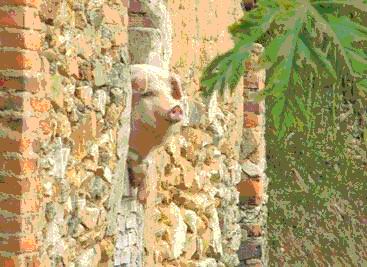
[0,0,50,265]
[0,1,268,266]
[237,45,268,267]
[37,0,131,266]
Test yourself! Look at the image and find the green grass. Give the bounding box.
[267,96,367,266]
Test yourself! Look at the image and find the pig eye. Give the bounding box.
[141,91,155,97]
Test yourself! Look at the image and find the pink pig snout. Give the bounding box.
[167,105,183,122]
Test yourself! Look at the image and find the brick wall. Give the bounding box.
[238,44,268,267]
[0,1,269,266]
[0,0,131,266]
[0,0,49,265]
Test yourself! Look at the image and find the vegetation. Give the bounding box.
[200,0,367,265]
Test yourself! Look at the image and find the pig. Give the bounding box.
[127,64,184,203]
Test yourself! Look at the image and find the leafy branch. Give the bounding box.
[200,0,367,138]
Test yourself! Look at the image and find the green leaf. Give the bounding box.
[201,0,367,139]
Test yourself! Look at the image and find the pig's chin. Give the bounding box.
[166,113,183,123]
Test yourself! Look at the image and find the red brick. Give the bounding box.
[243,71,265,90]
[247,225,262,237]
[0,116,40,133]
[0,235,38,253]
[244,102,263,114]
[0,0,41,8]
[0,175,40,195]
[0,74,42,93]
[129,0,143,13]
[237,178,263,199]
[0,194,40,214]
[0,92,25,111]
[0,29,41,50]
[0,255,23,267]
[0,157,37,176]
[0,135,33,153]
[0,51,41,71]
[129,14,154,28]
[0,7,41,30]
[0,213,39,233]
[247,195,263,206]
[244,112,259,128]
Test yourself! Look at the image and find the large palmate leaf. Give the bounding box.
[200,0,367,138]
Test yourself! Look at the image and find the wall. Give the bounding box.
[37,1,131,265]
[0,0,131,265]
[238,45,268,267]
[0,0,49,265]
[0,1,268,266]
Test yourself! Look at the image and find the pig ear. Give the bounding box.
[170,73,183,100]
[131,72,148,93]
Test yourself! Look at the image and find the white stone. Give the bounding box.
[116,233,129,249]
[50,138,70,179]
[198,258,217,267]
[93,90,107,115]
[43,182,53,197]
[169,202,187,259]
[241,160,262,177]
[183,209,199,233]
[208,207,223,256]
[126,213,137,229]
[120,248,131,264]
[75,246,101,267]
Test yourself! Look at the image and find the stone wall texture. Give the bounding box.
[0,1,268,267]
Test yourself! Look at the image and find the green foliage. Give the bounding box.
[200,0,367,138]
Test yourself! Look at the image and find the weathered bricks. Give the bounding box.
[0,74,42,93]
[239,44,267,265]
[0,0,46,262]
[0,7,41,30]
[0,51,41,71]
[0,0,41,8]
[0,29,41,50]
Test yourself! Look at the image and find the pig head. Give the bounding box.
[128,64,184,203]
[129,64,184,159]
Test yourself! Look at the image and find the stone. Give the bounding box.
[93,61,107,86]
[182,128,213,149]
[75,245,101,267]
[128,27,163,67]
[183,233,197,260]
[55,113,71,138]
[79,206,100,229]
[238,241,262,260]
[175,192,215,214]
[70,111,97,160]
[197,258,217,267]
[207,207,223,257]
[183,209,199,234]
[241,160,262,177]
[76,86,93,107]
[93,89,107,114]
[49,138,70,180]
[126,213,137,229]
[167,203,187,259]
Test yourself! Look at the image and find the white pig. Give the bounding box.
[128,64,184,203]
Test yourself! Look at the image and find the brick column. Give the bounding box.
[0,0,50,265]
[237,44,268,267]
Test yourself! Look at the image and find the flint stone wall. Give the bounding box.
[0,1,268,266]
[38,1,131,265]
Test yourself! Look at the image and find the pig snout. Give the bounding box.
[167,105,183,123]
